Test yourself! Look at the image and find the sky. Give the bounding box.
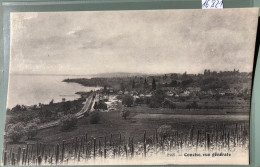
[10,8,258,75]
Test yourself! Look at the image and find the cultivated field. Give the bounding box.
[2,105,249,165]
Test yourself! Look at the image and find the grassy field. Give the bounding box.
[2,104,250,166]
[4,104,249,151]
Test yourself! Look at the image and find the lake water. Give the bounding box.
[6,74,99,108]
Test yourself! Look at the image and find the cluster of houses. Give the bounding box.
[96,82,250,110]
[104,85,249,100]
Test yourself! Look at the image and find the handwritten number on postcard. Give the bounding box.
[202,0,223,9]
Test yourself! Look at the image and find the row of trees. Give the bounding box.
[10,104,27,112]
[120,78,157,92]
[38,100,73,123]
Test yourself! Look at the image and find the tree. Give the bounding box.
[186,104,191,110]
[63,101,71,115]
[122,110,130,120]
[104,85,107,93]
[31,118,41,124]
[191,101,199,109]
[215,94,221,101]
[186,101,199,110]
[49,99,54,105]
[6,108,11,115]
[90,111,101,124]
[38,109,52,122]
[182,79,193,87]
[11,105,22,112]
[84,112,89,117]
[33,105,37,109]
[122,95,134,107]
[152,78,156,90]
[7,123,25,143]
[132,80,135,89]
[120,82,125,91]
[94,101,108,110]
[62,98,66,102]
[183,71,187,78]
[144,78,149,90]
[149,89,165,108]
[163,74,167,80]
[60,114,78,131]
[24,122,38,139]
[162,100,176,109]
[169,80,178,87]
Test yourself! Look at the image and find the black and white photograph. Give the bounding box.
[2,8,259,165]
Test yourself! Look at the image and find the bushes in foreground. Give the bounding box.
[24,122,38,139]
[6,120,39,142]
[90,111,101,124]
[6,123,25,143]
[121,110,130,120]
[60,114,78,131]
[122,95,134,107]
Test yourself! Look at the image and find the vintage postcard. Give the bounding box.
[2,8,258,165]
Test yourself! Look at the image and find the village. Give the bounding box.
[80,69,251,115]
[7,69,251,125]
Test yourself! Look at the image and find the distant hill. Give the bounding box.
[91,72,147,78]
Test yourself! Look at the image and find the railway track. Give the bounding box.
[39,93,96,129]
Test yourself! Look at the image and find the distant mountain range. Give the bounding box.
[12,72,178,78]
[90,72,147,78]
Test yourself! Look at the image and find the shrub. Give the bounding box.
[49,99,54,105]
[60,114,78,131]
[84,112,89,117]
[122,110,130,120]
[63,101,72,115]
[24,122,38,139]
[5,123,14,132]
[149,101,161,108]
[90,111,101,124]
[122,95,134,107]
[179,97,186,102]
[7,112,36,125]
[38,109,53,123]
[157,125,172,140]
[145,97,151,104]
[116,95,123,100]
[186,104,191,110]
[163,101,176,109]
[94,101,108,110]
[186,101,199,110]
[7,122,25,143]
[31,118,41,124]
[149,89,165,108]
[135,98,144,104]
[11,105,22,112]
[191,101,199,109]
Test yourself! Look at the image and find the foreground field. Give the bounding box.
[4,105,249,151]
[2,106,249,165]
